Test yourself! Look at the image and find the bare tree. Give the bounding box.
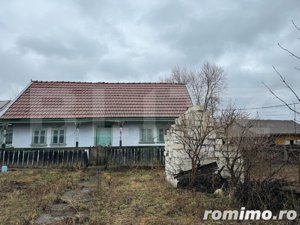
[161,62,226,116]
[218,105,287,191]
[263,20,300,114]
[218,104,245,188]
[161,66,191,84]
[164,63,227,186]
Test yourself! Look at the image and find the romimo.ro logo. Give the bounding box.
[203,207,297,221]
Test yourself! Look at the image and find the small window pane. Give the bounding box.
[159,128,165,142]
[33,135,39,144]
[6,128,13,145]
[53,136,58,143]
[59,135,64,144]
[140,128,146,142]
[40,135,45,144]
[0,130,3,144]
[147,129,153,142]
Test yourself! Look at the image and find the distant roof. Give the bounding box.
[2,81,193,119]
[0,100,10,112]
[236,119,300,135]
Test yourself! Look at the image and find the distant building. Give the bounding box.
[235,119,300,145]
[0,100,10,115]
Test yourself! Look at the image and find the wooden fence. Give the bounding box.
[90,146,165,167]
[0,146,165,169]
[0,148,89,169]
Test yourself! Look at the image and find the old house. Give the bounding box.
[0,81,192,148]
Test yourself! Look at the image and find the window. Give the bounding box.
[52,129,65,145]
[140,128,154,143]
[32,129,46,145]
[0,127,13,146]
[6,128,13,145]
[0,129,3,144]
[157,128,167,143]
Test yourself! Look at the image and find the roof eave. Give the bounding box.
[0,116,178,124]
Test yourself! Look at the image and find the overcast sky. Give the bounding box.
[0,0,300,120]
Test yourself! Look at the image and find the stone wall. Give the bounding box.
[164,106,242,187]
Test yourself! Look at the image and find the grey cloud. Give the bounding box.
[0,0,300,120]
[15,33,108,60]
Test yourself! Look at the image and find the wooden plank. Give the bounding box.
[0,150,3,166]
[66,150,69,168]
[26,151,30,167]
[31,150,35,167]
[52,150,55,167]
[6,151,10,166]
[36,150,40,168]
[71,150,74,167]
[62,150,65,168]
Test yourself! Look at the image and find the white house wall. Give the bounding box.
[12,124,31,147]
[10,121,169,148]
[78,123,94,147]
[111,122,165,146]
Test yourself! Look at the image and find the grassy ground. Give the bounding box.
[88,168,233,225]
[0,169,86,225]
[0,168,295,225]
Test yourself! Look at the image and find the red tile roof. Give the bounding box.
[3,81,193,119]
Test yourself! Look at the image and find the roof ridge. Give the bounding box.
[240,119,296,122]
[31,80,187,85]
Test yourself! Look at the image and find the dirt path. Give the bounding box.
[35,174,98,225]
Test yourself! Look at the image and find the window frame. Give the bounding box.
[0,129,3,145]
[31,129,47,146]
[51,128,66,146]
[5,127,13,145]
[139,127,154,143]
[157,127,167,143]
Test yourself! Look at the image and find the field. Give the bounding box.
[0,168,293,225]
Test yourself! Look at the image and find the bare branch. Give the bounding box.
[160,62,226,112]
[262,82,300,114]
[292,20,300,31]
[278,43,300,61]
[272,65,300,102]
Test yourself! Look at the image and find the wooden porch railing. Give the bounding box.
[0,147,89,169]
[0,146,165,169]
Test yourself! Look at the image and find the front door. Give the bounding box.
[95,127,112,146]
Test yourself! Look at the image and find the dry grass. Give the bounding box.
[88,168,234,225]
[0,168,295,225]
[0,169,86,225]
